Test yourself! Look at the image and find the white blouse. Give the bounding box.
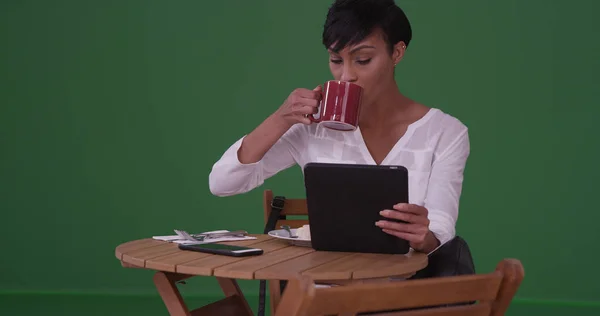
[208,108,470,245]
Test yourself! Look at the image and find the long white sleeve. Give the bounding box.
[208,108,470,245]
[208,124,307,197]
[424,126,470,245]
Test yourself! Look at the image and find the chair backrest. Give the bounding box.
[263,189,309,229]
[275,258,524,316]
[262,190,310,314]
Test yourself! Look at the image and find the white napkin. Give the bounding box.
[152,230,256,245]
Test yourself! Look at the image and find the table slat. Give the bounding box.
[218,234,273,246]
[254,250,353,280]
[301,253,400,280]
[176,239,289,276]
[122,242,180,267]
[146,235,273,272]
[115,239,165,260]
[352,252,428,279]
[213,245,315,279]
[146,251,213,272]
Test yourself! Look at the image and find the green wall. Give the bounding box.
[1,0,599,314]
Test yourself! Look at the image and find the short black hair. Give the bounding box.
[322,0,412,54]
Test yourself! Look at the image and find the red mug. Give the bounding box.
[310,80,363,131]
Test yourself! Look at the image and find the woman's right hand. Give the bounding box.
[233,85,322,165]
[275,85,322,127]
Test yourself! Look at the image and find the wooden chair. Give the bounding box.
[262,189,310,314]
[275,258,525,316]
[263,189,309,229]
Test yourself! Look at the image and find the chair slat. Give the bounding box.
[280,199,308,215]
[374,302,491,316]
[307,273,503,315]
[490,258,525,316]
[263,190,308,218]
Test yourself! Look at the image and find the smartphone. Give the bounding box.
[178,243,263,257]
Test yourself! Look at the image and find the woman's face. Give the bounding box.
[328,29,404,107]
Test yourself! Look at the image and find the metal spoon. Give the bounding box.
[281,225,297,238]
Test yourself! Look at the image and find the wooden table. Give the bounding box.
[115,234,428,316]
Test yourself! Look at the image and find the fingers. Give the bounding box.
[294,88,322,100]
[377,204,431,249]
[381,229,426,245]
[292,98,319,118]
[296,105,318,115]
[281,86,322,126]
[375,220,423,234]
[289,94,319,109]
[392,203,427,215]
[298,116,312,125]
[380,209,429,225]
[296,98,319,108]
[295,105,318,125]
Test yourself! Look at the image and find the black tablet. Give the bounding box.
[303,162,410,254]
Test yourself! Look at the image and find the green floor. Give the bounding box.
[0,294,598,316]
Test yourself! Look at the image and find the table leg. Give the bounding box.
[186,278,253,316]
[153,272,253,316]
[216,277,254,316]
[153,272,194,316]
[268,280,282,315]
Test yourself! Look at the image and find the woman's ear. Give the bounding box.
[392,41,406,65]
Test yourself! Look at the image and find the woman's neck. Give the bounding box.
[359,84,415,128]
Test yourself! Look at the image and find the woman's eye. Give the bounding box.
[357,58,372,65]
[330,59,343,64]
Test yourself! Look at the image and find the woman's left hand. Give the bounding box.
[375,203,432,251]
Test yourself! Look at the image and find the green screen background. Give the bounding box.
[1,0,599,314]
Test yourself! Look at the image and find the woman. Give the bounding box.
[208,0,469,254]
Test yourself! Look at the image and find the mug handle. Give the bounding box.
[309,88,324,123]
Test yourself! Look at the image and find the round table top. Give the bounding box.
[115,234,428,281]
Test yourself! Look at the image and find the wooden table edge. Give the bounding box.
[115,235,276,273]
[115,236,429,282]
[351,254,428,279]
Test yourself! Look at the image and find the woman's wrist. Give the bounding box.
[237,112,292,164]
[269,110,295,132]
[413,230,440,253]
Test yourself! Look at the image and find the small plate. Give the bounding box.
[268,229,312,247]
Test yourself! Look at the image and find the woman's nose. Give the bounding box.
[340,65,358,82]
